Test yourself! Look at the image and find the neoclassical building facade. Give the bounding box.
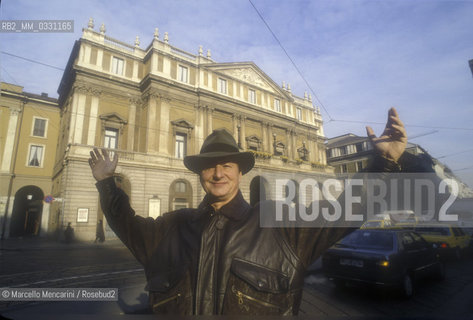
[52,19,333,240]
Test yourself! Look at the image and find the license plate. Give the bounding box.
[340,258,364,268]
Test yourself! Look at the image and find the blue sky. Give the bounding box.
[1,0,472,187]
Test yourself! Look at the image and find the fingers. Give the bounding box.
[88,158,94,169]
[391,124,407,141]
[389,107,399,118]
[387,108,407,140]
[112,152,119,166]
[366,126,376,141]
[102,148,110,162]
[89,148,98,162]
[389,115,403,127]
[89,147,119,166]
[93,148,103,160]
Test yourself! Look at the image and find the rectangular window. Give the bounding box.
[175,133,186,159]
[33,118,47,137]
[28,145,44,167]
[218,78,227,94]
[104,128,118,149]
[178,65,188,83]
[296,108,302,120]
[173,199,188,210]
[274,99,281,112]
[356,161,363,171]
[248,89,255,104]
[340,146,347,156]
[355,142,363,153]
[341,164,348,173]
[111,57,124,75]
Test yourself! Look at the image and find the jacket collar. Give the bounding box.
[197,190,250,221]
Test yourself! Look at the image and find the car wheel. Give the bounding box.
[400,273,414,299]
[434,262,446,281]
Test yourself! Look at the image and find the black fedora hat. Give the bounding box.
[184,129,255,174]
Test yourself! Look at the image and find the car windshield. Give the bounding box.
[415,227,451,236]
[363,221,383,228]
[340,231,394,250]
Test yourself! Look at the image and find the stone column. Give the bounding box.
[268,124,273,154]
[158,97,170,154]
[83,45,91,64]
[96,49,103,69]
[132,60,139,81]
[232,114,238,142]
[292,130,297,160]
[1,107,21,171]
[240,116,247,150]
[70,85,87,144]
[146,92,159,153]
[152,52,159,73]
[262,122,268,152]
[127,97,139,151]
[206,107,213,136]
[309,139,316,162]
[68,92,78,144]
[87,89,101,146]
[286,129,291,159]
[194,105,204,153]
[313,140,319,163]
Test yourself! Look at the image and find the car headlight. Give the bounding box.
[377,260,389,267]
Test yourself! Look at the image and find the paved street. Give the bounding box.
[302,258,473,318]
[1,238,473,319]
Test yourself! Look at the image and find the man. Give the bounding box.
[89,108,407,315]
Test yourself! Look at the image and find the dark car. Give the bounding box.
[322,229,445,298]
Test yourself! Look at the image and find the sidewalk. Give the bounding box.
[0,237,125,251]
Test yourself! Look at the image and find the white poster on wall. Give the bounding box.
[77,208,89,222]
[148,198,161,219]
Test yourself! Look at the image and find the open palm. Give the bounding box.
[88,148,118,181]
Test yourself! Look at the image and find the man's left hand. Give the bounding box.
[366,107,407,163]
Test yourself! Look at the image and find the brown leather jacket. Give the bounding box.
[96,178,350,315]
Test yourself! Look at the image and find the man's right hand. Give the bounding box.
[88,148,118,181]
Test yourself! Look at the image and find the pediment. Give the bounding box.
[221,68,273,91]
[275,141,285,148]
[203,63,290,98]
[171,119,194,129]
[99,112,127,124]
[246,135,261,143]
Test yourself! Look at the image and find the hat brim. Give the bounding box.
[184,151,255,175]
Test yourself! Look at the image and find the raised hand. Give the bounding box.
[366,107,407,163]
[88,148,118,181]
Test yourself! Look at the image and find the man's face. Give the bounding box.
[200,162,242,205]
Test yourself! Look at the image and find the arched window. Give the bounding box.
[249,176,270,206]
